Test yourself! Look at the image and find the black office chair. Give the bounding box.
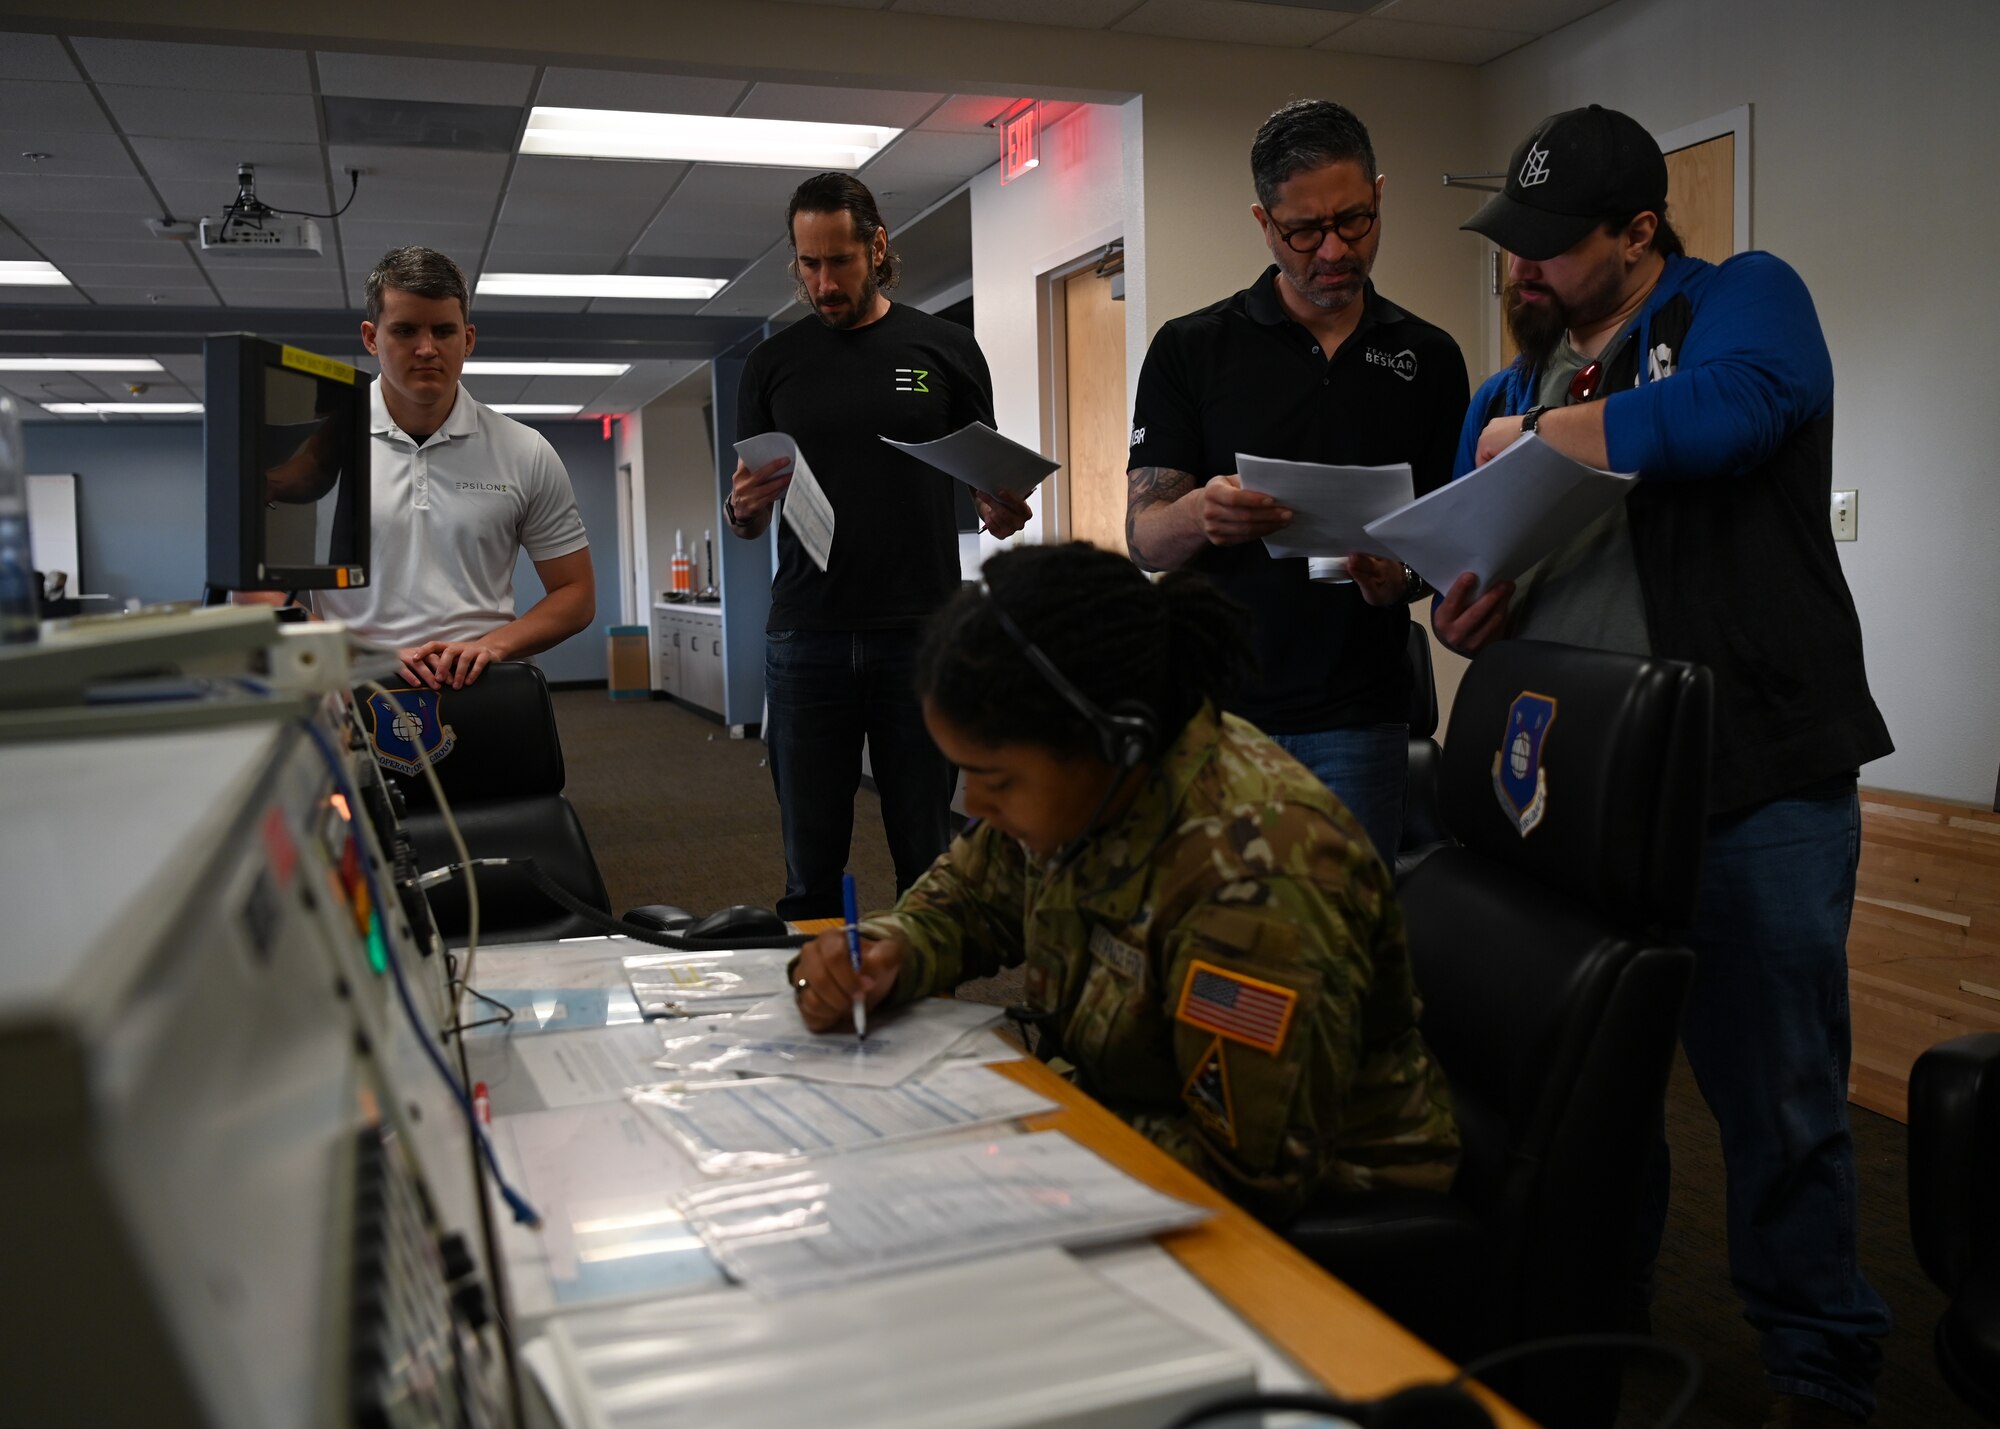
[1397,622,1449,880]
[1909,1032,2000,1422]
[1288,639,1713,1429]
[360,662,612,945]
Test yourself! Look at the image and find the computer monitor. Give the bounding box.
[205,333,370,593]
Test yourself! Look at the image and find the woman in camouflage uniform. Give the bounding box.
[793,542,1457,1225]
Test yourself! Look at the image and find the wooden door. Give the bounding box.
[1060,264,1129,555]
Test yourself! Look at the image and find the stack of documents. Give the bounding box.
[630,1062,1055,1175]
[734,432,835,571]
[659,991,1004,1087]
[676,1130,1210,1297]
[459,944,647,1037]
[1238,432,1638,590]
[538,1247,1255,1429]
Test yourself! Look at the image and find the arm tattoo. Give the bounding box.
[1125,465,1197,566]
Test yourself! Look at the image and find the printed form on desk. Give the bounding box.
[664,991,1003,1087]
[676,1129,1209,1297]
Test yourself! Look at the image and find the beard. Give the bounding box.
[800,269,880,330]
[1279,254,1369,313]
[1506,246,1629,368]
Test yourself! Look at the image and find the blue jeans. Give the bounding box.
[763,628,955,921]
[1654,779,1891,1417]
[1269,723,1408,867]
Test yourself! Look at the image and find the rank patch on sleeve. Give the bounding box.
[1174,959,1298,1054]
[1182,1036,1237,1147]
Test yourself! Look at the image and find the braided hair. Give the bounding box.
[918,542,1254,763]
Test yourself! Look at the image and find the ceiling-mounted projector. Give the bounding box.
[198,162,325,256]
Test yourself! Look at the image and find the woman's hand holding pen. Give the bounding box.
[794,930,905,1033]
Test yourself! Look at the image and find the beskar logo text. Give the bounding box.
[1365,348,1418,381]
[1519,142,1552,188]
[1129,425,1146,447]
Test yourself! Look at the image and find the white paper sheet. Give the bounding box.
[622,946,797,1017]
[1362,432,1638,592]
[735,432,833,571]
[881,421,1059,497]
[630,1062,1056,1174]
[1235,455,1414,560]
[677,1130,1209,1297]
[489,1101,724,1317]
[513,1023,677,1108]
[666,993,1004,1088]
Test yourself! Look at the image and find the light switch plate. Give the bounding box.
[1831,489,1858,541]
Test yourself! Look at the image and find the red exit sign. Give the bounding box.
[1000,101,1040,185]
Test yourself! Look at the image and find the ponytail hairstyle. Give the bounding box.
[917,542,1255,764]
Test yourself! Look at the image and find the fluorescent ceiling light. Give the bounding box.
[477,273,728,301]
[522,106,900,169]
[42,402,203,415]
[463,360,632,376]
[0,358,165,373]
[0,262,72,287]
[489,404,584,416]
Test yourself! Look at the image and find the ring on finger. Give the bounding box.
[793,976,810,993]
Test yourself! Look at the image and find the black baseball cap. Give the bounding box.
[1461,105,1668,261]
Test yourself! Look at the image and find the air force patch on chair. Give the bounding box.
[365,688,457,778]
[1493,690,1557,836]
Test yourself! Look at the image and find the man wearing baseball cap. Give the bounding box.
[1436,105,1893,1427]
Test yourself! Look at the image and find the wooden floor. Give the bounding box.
[1848,789,2000,1122]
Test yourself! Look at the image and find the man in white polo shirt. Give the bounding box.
[316,246,594,689]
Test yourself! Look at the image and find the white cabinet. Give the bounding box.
[653,604,725,717]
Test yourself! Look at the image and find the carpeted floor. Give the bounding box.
[552,687,1978,1429]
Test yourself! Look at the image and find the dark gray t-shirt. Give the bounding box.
[1506,333,1651,655]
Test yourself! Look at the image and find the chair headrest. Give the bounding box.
[1438,639,1712,927]
[358,661,567,807]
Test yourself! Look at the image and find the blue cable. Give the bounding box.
[301,718,542,1228]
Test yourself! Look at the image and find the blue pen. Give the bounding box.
[842,871,868,1041]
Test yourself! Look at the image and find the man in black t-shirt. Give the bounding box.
[1125,100,1468,864]
[726,173,1032,919]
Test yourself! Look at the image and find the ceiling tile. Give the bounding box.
[336,220,491,262]
[50,257,202,286]
[0,33,81,82]
[1315,15,1536,62]
[506,154,689,202]
[1117,0,1351,45]
[217,288,349,311]
[921,95,1022,135]
[0,174,159,214]
[72,38,312,93]
[631,221,783,260]
[327,146,510,194]
[152,179,335,221]
[582,297,718,317]
[128,137,322,185]
[863,129,998,179]
[0,286,89,306]
[316,52,536,107]
[534,69,748,116]
[97,84,321,144]
[34,237,206,267]
[461,295,591,315]
[670,163,826,207]
[153,354,205,379]
[198,257,346,286]
[483,237,632,270]
[460,377,532,404]
[513,375,617,402]
[0,133,136,179]
[0,80,114,135]
[497,190,658,233]
[1374,0,1614,31]
[736,83,943,129]
[891,0,1135,26]
[0,228,48,260]
[74,285,219,306]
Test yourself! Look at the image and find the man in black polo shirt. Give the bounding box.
[726,173,1031,920]
[1126,100,1468,863]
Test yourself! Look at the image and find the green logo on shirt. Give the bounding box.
[895,367,930,394]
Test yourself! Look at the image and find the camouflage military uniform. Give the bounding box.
[867,704,1459,1226]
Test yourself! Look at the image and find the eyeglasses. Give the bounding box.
[1270,209,1378,253]
[1569,360,1604,403]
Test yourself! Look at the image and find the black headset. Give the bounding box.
[978,578,1159,771]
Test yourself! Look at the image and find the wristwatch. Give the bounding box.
[1521,405,1554,434]
[1402,564,1430,602]
[724,494,747,528]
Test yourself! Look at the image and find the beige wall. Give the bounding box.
[641,378,721,601]
[1478,0,2000,803]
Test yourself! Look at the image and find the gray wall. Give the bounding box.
[22,419,206,605]
[22,409,620,682]
[1479,0,2000,804]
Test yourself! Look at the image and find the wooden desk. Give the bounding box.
[994,1057,1535,1429]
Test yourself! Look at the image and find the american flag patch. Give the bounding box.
[1174,960,1297,1053]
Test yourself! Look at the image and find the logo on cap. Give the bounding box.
[1519,142,1553,188]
